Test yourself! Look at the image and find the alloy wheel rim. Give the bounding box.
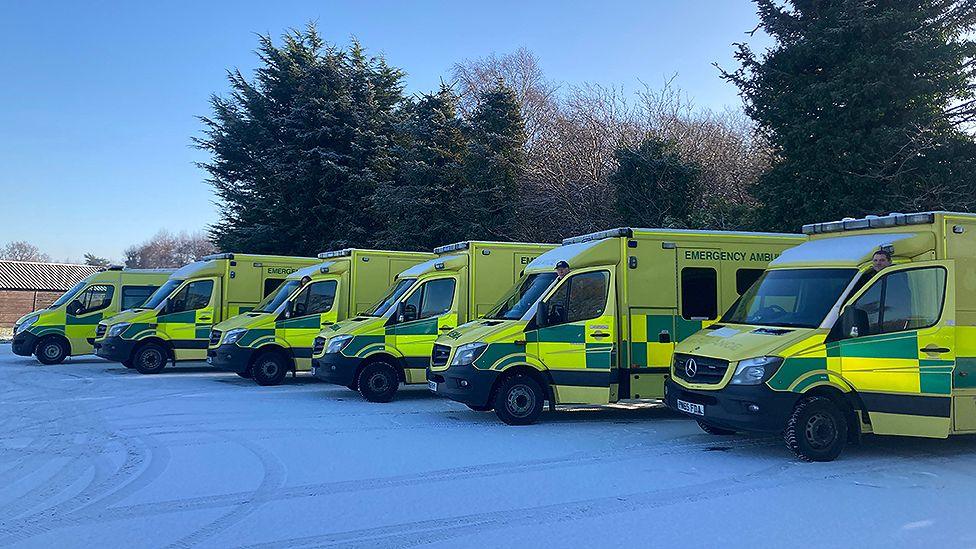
[369,373,390,393]
[43,344,61,359]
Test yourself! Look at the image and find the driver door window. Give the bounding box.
[73,285,114,315]
[292,281,337,317]
[846,267,946,338]
[169,280,214,313]
[545,271,609,326]
[401,278,456,322]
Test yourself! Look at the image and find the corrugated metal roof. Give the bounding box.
[0,260,101,291]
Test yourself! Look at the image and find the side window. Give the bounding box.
[75,285,114,314]
[848,267,946,337]
[292,281,337,317]
[121,285,156,310]
[736,269,765,296]
[545,271,609,325]
[681,267,717,320]
[419,278,456,319]
[169,280,214,313]
[264,278,286,298]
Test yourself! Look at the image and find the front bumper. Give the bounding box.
[427,364,499,408]
[94,335,137,363]
[665,378,798,434]
[11,331,39,356]
[207,343,256,374]
[311,353,360,386]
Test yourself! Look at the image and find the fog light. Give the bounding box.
[747,404,760,412]
[460,380,469,387]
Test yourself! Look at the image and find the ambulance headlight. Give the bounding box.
[451,342,488,366]
[14,315,37,335]
[730,356,783,385]
[326,335,353,354]
[223,328,247,344]
[108,323,131,338]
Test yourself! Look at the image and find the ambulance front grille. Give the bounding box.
[672,353,729,385]
[209,330,222,346]
[431,344,451,367]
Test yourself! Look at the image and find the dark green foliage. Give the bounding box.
[724,0,976,230]
[196,26,407,255]
[373,86,467,250]
[83,253,110,267]
[611,138,700,228]
[461,82,527,240]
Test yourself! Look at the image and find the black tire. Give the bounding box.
[35,337,69,365]
[493,375,545,425]
[466,403,492,412]
[357,362,399,402]
[697,420,736,435]
[252,353,288,386]
[784,396,849,462]
[236,366,253,379]
[133,343,168,375]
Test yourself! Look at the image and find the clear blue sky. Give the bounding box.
[0,1,770,262]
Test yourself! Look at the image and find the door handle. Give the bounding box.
[439,326,454,331]
[199,316,212,322]
[590,332,611,338]
[920,346,950,354]
[321,321,334,326]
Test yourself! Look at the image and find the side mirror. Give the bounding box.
[534,303,548,328]
[66,300,83,315]
[402,303,418,322]
[549,303,567,325]
[658,330,671,344]
[839,307,871,339]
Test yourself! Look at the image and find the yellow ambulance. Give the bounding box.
[666,212,976,461]
[311,241,555,402]
[94,253,317,374]
[12,266,172,364]
[207,249,434,386]
[428,228,804,424]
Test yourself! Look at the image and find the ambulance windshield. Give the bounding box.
[363,278,416,316]
[51,280,88,308]
[487,272,557,320]
[255,280,301,313]
[722,268,857,328]
[141,279,184,309]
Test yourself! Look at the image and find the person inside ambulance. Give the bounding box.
[554,260,571,279]
[871,249,893,272]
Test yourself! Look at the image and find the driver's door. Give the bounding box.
[831,261,954,438]
[391,277,458,373]
[159,278,219,360]
[528,269,616,404]
[66,284,116,353]
[277,280,339,369]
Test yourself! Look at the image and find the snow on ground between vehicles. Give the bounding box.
[0,345,974,548]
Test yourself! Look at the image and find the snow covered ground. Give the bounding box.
[1,345,975,549]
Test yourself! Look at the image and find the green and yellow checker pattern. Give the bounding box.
[627,313,716,368]
[334,313,459,384]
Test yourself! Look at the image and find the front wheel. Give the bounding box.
[133,343,168,375]
[252,353,288,386]
[357,362,399,402]
[493,375,545,425]
[35,337,69,365]
[784,396,849,462]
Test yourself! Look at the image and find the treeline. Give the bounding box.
[201,2,976,254]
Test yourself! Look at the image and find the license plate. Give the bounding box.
[206,356,213,364]
[676,399,705,416]
[427,380,437,392]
